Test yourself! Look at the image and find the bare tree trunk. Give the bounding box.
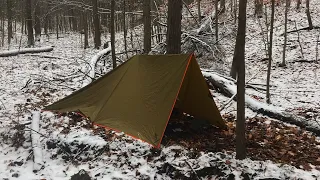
[166,0,182,54]
[215,0,219,41]
[83,11,89,49]
[26,0,34,47]
[7,0,13,45]
[93,0,101,49]
[56,15,59,39]
[123,0,128,58]
[34,0,41,42]
[255,0,263,18]
[111,0,117,68]
[1,6,4,46]
[296,0,301,9]
[197,0,201,22]
[306,0,313,29]
[281,0,289,67]
[234,0,237,24]
[234,0,247,160]
[70,9,77,31]
[143,0,151,54]
[221,0,226,13]
[266,0,275,104]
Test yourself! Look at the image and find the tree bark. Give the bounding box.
[281,0,289,66]
[93,0,101,49]
[111,0,117,68]
[166,0,182,54]
[26,0,34,47]
[296,0,301,9]
[34,0,41,41]
[215,0,219,41]
[221,0,226,13]
[234,0,247,160]
[255,0,263,18]
[306,0,313,29]
[83,11,89,49]
[266,0,275,104]
[143,0,151,54]
[123,0,128,58]
[197,0,201,22]
[7,0,13,45]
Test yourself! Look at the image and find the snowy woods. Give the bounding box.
[0,0,320,179]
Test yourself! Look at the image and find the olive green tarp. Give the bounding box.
[44,54,226,147]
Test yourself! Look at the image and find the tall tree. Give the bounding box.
[166,0,182,54]
[221,0,226,13]
[234,0,247,160]
[82,11,89,49]
[306,0,313,29]
[197,0,201,22]
[266,0,275,104]
[7,0,13,45]
[255,0,263,18]
[111,0,117,68]
[143,0,151,54]
[34,0,41,41]
[281,0,289,67]
[93,0,101,48]
[215,0,219,41]
[123,0,128,58]
[26,0,34,47]
[296,0,301,9]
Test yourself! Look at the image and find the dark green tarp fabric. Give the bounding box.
[44,54,226,147]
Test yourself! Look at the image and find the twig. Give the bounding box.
[182,0,200,26]
[219,93,237,111]
[184,160,200,180]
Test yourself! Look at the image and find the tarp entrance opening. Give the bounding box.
[44,53,226,147]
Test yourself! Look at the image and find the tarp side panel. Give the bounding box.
[179,57,226,128]
[94,54,190,146]
[44,56,134,120]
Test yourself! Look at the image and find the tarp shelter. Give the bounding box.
[44,54,226,147]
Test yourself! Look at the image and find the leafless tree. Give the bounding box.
[306,0,313,29]
[111,0,117,68]
[143,0,151,54]
[7,0,12,45]
[166,0,182,54]
[197,0,201,22]
[234,0,247,160]
[215,0,219,41]
[26,0,34,47]
[281,0,289,67]
[93,0,101,48]
[266,0,275,104]
[34,0,41,41]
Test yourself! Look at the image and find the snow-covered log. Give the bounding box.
[31,111,43,172]
[0,46,54,57]
[202,71,320,136]
[82,42,111,87]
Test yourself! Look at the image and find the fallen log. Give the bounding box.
[31,111,43,172]
[0,46,54,57]
[202,71,320,136]
[82,42,111,87]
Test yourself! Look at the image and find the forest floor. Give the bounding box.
[0,1,320,180]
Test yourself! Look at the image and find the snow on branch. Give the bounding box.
[82,42,111,87]
[31,111,43,172]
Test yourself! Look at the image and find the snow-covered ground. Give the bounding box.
[0,1,320,179]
